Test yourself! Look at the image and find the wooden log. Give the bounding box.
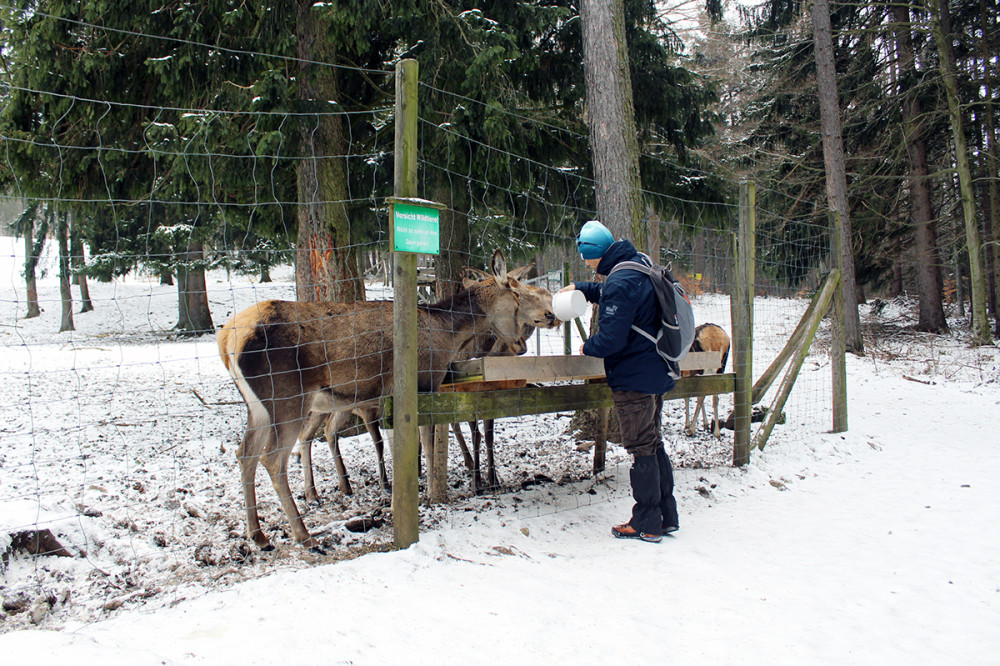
[564,261,573,355]
[391,58,420,549]
[428,424,449,503]
[731,181,756,466]
[5,529,74,559]
[383,374,735,427]
[750,273,834,405]
[754,269,840,451]
[829,210,848,432]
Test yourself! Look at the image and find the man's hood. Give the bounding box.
[596,238,641,275]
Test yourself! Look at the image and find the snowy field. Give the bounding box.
[1,235,998,663]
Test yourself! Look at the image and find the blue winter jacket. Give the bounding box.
[575,239,674,395]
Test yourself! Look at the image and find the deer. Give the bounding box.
[452,265,557,493]
[290,261,558,502]
[683,323,731,439]
[218,250,553,549]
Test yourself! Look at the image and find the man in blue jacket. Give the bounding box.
[560,220,679,543]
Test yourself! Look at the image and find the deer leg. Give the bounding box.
[326,411,353,496]
[471,421,483,495]
[297,411,325,504]
[360,409,389,493]
[452,423,475,472]
[485,419,498,490]
[697,395,709,432]
[261,422,313,547]
[237,426,271,549]
[712,395,721,439]
[684,397,696,436]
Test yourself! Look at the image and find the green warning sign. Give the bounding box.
[392,203,440,255]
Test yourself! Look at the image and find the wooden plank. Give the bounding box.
[439,379,526,393]
[448,351,725,384]
[382,374,735,427]
[679,351,723,373]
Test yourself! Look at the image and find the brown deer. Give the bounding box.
[453,265,557,493]
[218,250,548,549]
[683,323,731,438]
[291,261,558,501]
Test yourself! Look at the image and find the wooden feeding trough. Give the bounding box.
[382,352,735,494]
[383,351,733,427]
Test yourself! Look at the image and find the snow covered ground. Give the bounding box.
[1,235,998,663]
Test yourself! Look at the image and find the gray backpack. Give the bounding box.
[608,256,696,379]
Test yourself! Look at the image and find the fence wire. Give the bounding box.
[1,40,836,632]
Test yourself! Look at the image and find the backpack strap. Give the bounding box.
[607,260,661,341]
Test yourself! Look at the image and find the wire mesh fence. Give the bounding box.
[0,26,838,629]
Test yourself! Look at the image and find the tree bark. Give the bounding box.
[433,179,469,300]
[56,211,74,333]
[980,0,1000,336]
[889,1,948,332]
[580,0,644,246]
[927,0,991,344]
[294,1,364,304]
[175,238,214,335]
[70,215,94,313]
[812,0,864,352]
[22,211,43,319]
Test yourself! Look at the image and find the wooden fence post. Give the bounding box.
[829,210,848,433]
[731,181,755,467]
[391,58,420,549]
[564,261,572,355]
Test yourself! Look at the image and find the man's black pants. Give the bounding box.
[612,391,679,533]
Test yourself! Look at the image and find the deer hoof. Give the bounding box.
[252,535,274,552]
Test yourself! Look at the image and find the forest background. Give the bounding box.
[1,0,998,344]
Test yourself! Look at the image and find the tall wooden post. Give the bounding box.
[829,210,848,433]
[392,59,420,549]
[731,181,755,466]
[564,261,572,355]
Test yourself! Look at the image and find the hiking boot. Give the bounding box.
[612,523,662,543]
[662,524,679,535]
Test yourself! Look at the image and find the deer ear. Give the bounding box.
[491,250,508,283]
[507,262,534,280]
[462,267,489,281]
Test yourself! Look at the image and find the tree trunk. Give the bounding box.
[812,0,863,352]
[433,179,469,300]
[928,0,991,344]
[175,239,214,335]
[22,214,42,319]
[160,268,173,286]
[56,211,74,333]
[580,0,644,245]
[294,1,364,304]
[260,263,272,283]
[647,205,662,265]
[577,0,639,447]
[955,250,965,318]
[70,215,94,313]
[889,1,948,332]
[981,0,1000,336]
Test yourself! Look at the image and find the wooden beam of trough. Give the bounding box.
[448,351,723,384]
[383,373,734,427]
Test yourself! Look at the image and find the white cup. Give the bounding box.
[551,290,588,320]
